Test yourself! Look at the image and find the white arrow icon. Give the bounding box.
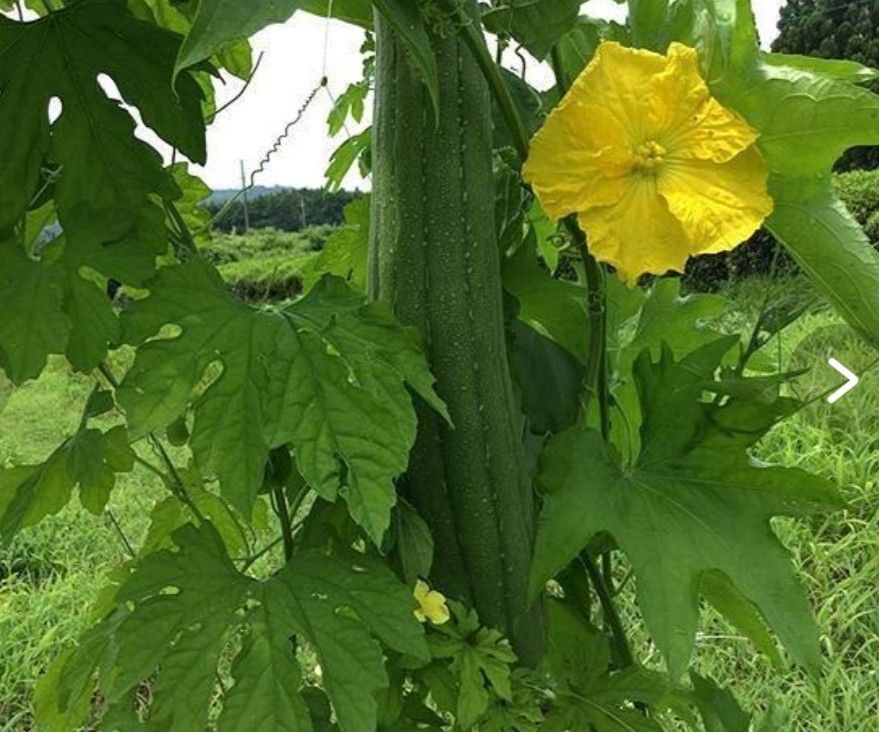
[827,358,860,404]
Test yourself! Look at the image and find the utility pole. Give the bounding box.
[240,159,250,233]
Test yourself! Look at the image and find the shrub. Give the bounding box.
[834,169,879,226]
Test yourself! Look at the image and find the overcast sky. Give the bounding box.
[193,1,785,190]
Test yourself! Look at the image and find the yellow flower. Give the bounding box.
[523,41,773,283]
[413,579,450,625]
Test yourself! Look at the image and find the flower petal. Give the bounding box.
[579,179,691,283]
[523,42,670,220]
[423,591,450,625]
[524,104,631,219]
[571,41,669,142]
[659,146,773,255]
[650,44,758,163]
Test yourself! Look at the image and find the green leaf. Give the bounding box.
[762,52,879,84]
[175,0,307,75]
[503,240,589,362]
[510,320,584,434]
[544,600,696,732]
[303,0,372,28]
[699,0,879,350]
[0,1,206,380]
[428,605,517,729]
[0,372,11,415]
[44,523,427,732]
[482,0,580,60]
[545,600,611,690]
[300,196,370,293]
[219,599,312,731]
[262,550,428,731]
[767,180,879,352]
[610,278,726,461]
[132,0,254,79]
[328,82,369,136]
[0,425,134,542]
[393,499,434,585]
[552,15,628,83]
[118,260,440,543]
[168,162,213,244]
[0,235,123,383]
[326,128,372,191]
[290,274,449,422]
[21,201,56,251]
[627,0,670,49]
[690,672,751,732]
[532,339,841,678]
[700,571,782,668]
[0,0,205,234]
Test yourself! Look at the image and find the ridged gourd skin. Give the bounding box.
[368,3,544,664]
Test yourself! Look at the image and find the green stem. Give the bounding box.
[581,553,634,668]
[271,486,294,563]
[565,217,610,438]
[132,453,171,484]
[106,509,136,559]
[549,49,611,438]
[164,201,198,256]
[240,535,285,572]
[443,0,530,161]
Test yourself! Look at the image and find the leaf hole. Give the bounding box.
[47,96,62,125]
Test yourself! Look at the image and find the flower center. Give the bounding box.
[632,141,667,174]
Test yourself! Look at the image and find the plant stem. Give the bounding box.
[164,201,198,256]
[565,216,610,438]
[132,453,170,483]
[581,553,635,668]
[548,49,611,438]
[106,509,136,559]
[240,535,285,572]
[271,486,294,563]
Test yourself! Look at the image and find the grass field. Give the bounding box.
[0,276,877,730]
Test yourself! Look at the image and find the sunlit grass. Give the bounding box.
[0,360,161,730]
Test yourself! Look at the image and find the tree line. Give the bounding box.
[206,187,362,232]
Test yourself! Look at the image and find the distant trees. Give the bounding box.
[207,187,361,232]
[773,0,879,170]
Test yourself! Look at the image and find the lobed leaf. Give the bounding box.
[118,261,442,543]
[38,522,428,732]
[0,0,206,381]
[0,0,205,233]
[0,425,134,542]
[532,338,841,678]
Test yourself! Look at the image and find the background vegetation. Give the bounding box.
[2,1,879,728]
[773,0,879,170]
[206,187,361,233]
[3,276,878,731]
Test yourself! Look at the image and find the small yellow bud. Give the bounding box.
[413,579,450,625]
